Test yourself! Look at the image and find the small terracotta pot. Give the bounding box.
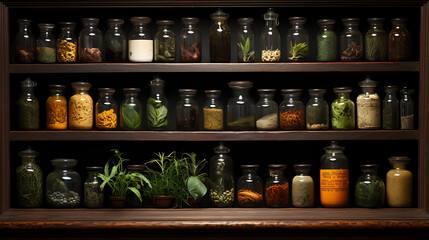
[153,195,175,208]
[109,196,127,208]
[187,196,203,207]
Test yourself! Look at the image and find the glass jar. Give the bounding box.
[69,82,93,130]
[46,159,81,208]
[340,18,363,61]
[78,18,103,62]
[386,156,412,207]
[147,76,168,130]
[36,23,56,63]
[306,89,329,130]
[237,165,263,207]
[265,164,289,207]
[210,8,230,63]
[46,84,67,130]
[105,19,127,63]
[129,17,153,62]
[237,18,255,63]
[356,78,380,129]
[15,19,35,63]
[126,165,146,207]
[203,90,223,130]
[121,88,143,130]
[382,85,399,129]
[256,89,278,130]
[331,87,355,130]
[180,17,202,63]
[84,166,104,208]
[355,164,385,208]
[292,164,314,208]
[16,147,43,208]
[261,8,281,62]
[279,89,305,130]
[209,142,234,207]
[155,20,176,62]
[286,17,309,62]
[365,18,387,61]
[320,141,349,207]
[400,87,414,130]
[17,77,39,130]
[388,18,411,61]
[57,22,77,63]
[177,89,199,130]
[227,81,255,130]
[95,88,118,130]
[317,19,337,62]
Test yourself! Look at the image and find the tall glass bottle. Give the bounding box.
[365,18,387,61]
[155,20,176,62]
[120,88,143,130]
[237,18,255,63]
[400,87,414,130]
[95,88,118,130]
[388,18,411,61]
[17,77,39,130]
[46,84,67,130]
[265,164,289,208]
[209,142,234,207]
[331,87,355,130]
[382,85,399,129]
[128,17,153,62]
[180,17,201,63]
[306,89,329,130]
[287,17,309,62]
[176,89,199,130]
[36,23,56,63]
[317,19,337,62]
[279,89,305,130]
[256,89,278,130]
[16,147,43,208]
[261,8,281,62]
[57,22,77,63]
[227,81,255,130]
[78,18,103,62]
[237,165,263,207]
[210,8,230,63]
[355,164,385,208]
[84,166,104,208]
[147,76,168,130]
[386,156,412,207]
[105,19,127,62]
[356,78,380,129]
[15,19,35,63]
[203,90,223,130]
[340,18,363,61]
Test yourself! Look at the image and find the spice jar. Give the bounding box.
[129,16,153,62]
[386,156,413,207]
[57,22,77,63]
[356,78,380,129]
[365,18,387,61]
[292,164,314,208]
[265,164,288,207]
[121,88,143,130]
[105,19,127,63]
[96,88,118,130]
[17,77,39,130]
[16,147,43,208]
[147,76,168,130]
[46,84,67,130]
[203,90,223,130]
[279,89,305,130]
[46,159,81,208]
[155,20,176,62]
[382,85,399,129]
[126,165,146,207]
[256,89,278,130]
[209,142,235,207]
[176,89,199,130]
[237,165,263,207]
[237,18,255,63]
[227,81,255,130]
[306,89,329,130]
[84,166,104,208]
[400,87,414,130]
[15,19,35,63]
[209,8,230,63]
[69,82,93,130]
[287,17,309,62]
[317,19,337,62]
[355,164,385,208]
[261,8,281,62]
[340,18,363,61]
[320,141,349,207]
[180,17,201,63]
[36,23,56,63]
[78,18,103,62]
[331,87,355,130]
[388,18,411,61]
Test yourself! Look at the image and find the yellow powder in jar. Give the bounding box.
[46,95,67,130]
[69,93,93,129]
[203,108,223,130]
[96,109,117,130]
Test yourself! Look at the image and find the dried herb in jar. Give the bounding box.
[36,46,56,63]
[204,108,223,130]
[341,42,363,61]
[265,183,289,207]
[16,147,43,208]
[288,42,309,61]
[181,42,201,62]
[237,34,254,63]
[280,110,304,130]
[96,109,117,129]
[147,98,168,129]
[121,104,143,130]
[79,48,102,62]
[237,189,263,206]
[210,188,234,206]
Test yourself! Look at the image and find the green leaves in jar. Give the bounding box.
[332,100,355,129]
[121,104,142,130]
[147,98,168,129]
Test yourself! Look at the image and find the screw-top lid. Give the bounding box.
[257,89,276,94]
[214,142,230,153]
[388,156,411,164]
[263,8,279,25]
[149,75,165,86]
[317,19,335,25]
[156,20,174,26]
[48,84,66,91]
[293,164,312,174]
[210,8,229,20]
[38,23,55,29]
[324,141,345,152]
[308,89,326,94]
[98,88,115,94]
[123,87,141,94]
[289,17,307,24]
[81,18,99,24]
[367,17,385,23]
[130,16,151,24]
[205,89,221,95]
[86,166,103,172]
[71,82,91,90]
[237,18,254,24]
[268,164,286,170]
[228,81,253,89]
[391,18,408,24]
[21,77,37,88]
[59,22,76,27]
[178,89,197,95]
[126,164,146,172]
[359,77,377,88]
[107,19,124,25]
[19,146,39,158]
[333,87,352,93]
[181,17,199,25]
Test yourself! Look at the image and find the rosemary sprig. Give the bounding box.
[289,41,309,61]
[237,34,255,62]
[365,37,385,61]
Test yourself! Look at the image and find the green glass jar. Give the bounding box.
[16,147,43,208]
[355,164,385,208]
[331,87,355,130]
[317,19,337,61]
[17,77,39,130]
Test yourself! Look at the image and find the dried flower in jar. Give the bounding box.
[57,40,77,62]
[79,48,102,62]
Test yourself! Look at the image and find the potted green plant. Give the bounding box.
[184,152,208,207]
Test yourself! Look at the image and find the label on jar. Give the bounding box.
[320,169,349,207]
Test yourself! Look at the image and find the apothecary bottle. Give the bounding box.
[179,17,201,63]
[121,88,143,130]
[176,89,199,130]
[126,165,146,207]
[227,81,255,130]
[317,19,337,62]
[261,8,281,62]
[356,78,380,129]
[46,159,81,208]
[105,19,127,63]
[57,22,77,63]
[237,165,263,207]
[16,147,43,208]
[204,90,223,130]
[388,18,411,61]
[365,18,387,61]
[129,17,153,62]
[147,76,168,130]
[400,88,414,130]
[36,23,56,63]
[340,18,363,61]
[331,87,355,130]
[84,166,104,208]
[78,18,103,62]
[236,18,255,63]
[292,164,314,208]
[279,89,305,130]
[306,89,329,130]
[320,141,349,207]
[382,85,399,129]
[256,89,278,130]
[286,17,309,62]
[46,84,67,130]
[96,88,118,130]
[17,77,39,130]
[209,142,234,207]
[154,20,176,62]
[69,82,93,130]
[210,8,230,63]
[355,164,385,208]
[386,156,412,207]
[15,19,35,63]
[265,164,288,207]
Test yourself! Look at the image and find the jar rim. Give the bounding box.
[71,82,92,89]
[268,164,286,170]
[59,21,76,27]
[49,84,66,91]
[81,18,99,24]
[333,87,352,93]
[157,20,174,26]
[391,18,408,23]
[123,87,141,93]
[237,18,254,24]
[107,18,125,25]
[308,89,326,94]
[130,16,151,24]
[289,17,307,23]
[38,23,55,29]
[181,17,199,24]
[342,18,360,24]
[98,88,115,94]
[388,156,411,163]
[241,164,259,170]
[317,19,335,25]
[257,89,276,94]
[86,166,103,172]
[228,81,253,89]
[367,17,385,23]
[179,89,197,95]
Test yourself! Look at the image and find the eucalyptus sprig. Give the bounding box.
[289,41,309,61]
[237,34,255,62]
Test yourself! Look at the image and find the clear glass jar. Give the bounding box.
[237,165,263,207]
[365,18,387,61]
[265,164,289,207]
[78,18,103,62]
[287,17,309,62]
[388,18,411,61]
[256,89,278,130]
[317,19,337,62]
[320,141,349,207]
[95,88,118,130]
[400,87,414,130]
[355,164,385,208]
[180,17,201,63]
[16,147,43,208]
[279,89,305,130]
[382,85,399,129]
[306,89,329,130]
[209,142,234,207]
[155,20,176,62]
[237,18,255,63]
[105,19,127,63]
[261,8,281,62]
[129,16,153,62]
[292,164,314,208]
[36,23,56,63]
[57,22,77,63]
[387,156,412,207]
[15,19,35,63]
[356,78,380,129]
[84,166,104,208]
[331,87,355,130]
[17,77,39,130]
[203,90,223,130]
[210,8,230,63]
[340,18,363,61]
[69,82,93,130]
[147,76,168,130]
[121,88,143,130]
[227,81,255,130]
[176,89,199,130]
[46,159,81,208]
[46,84,67,130]
[126,165,146,207]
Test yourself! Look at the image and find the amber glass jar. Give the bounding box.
[46,84,67,130]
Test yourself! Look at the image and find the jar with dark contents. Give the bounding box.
[57,22,77,63]
[155,20,176,62]
[382,85,399,129]
[105,19,127,62]
[180,17,201,62]
[78,18,103,62]
[355,164,385,208]
[176,89,199,130]
[237,165,263,207]
[388,18,411,61]
[84,166,104,208]
[209,8,230,63]
[17,77,39,130]
[15,19,35,63]
[340,18,363,61]
[16,147,43,208]
[279,89,305,130]
[365,18,387,61]
[317,19,337,61]
[400,87,414,130]
[265,164,289,207]
[126,165,146,207]
[36,23,56,63]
